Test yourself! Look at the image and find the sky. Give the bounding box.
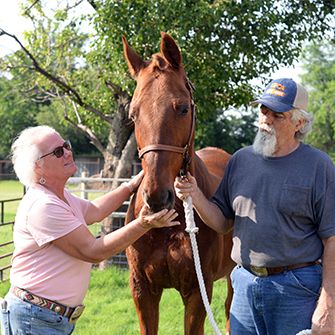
[0,0,303,82]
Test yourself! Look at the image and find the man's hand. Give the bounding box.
[174,172,200,201]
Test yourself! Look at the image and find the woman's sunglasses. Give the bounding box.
[38,140,72,160]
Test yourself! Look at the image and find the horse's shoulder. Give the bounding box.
[196,146,231,162]
[194,147,231,197]
[195,146,231,179]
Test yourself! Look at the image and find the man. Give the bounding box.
[174,78,335,335]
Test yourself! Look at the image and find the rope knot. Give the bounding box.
[185,227,199,234]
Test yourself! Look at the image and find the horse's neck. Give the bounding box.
[193,154,221,198]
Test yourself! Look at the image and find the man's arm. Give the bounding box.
[174,172,233,234]
[312,235,335,334]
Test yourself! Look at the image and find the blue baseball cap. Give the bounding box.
[251,78,308,113]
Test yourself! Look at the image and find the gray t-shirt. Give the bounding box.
[212,143,335,267]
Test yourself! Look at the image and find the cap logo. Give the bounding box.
[265,82,286,97]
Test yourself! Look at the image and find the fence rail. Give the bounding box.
[0,197,21,281]
[0,176,132,281]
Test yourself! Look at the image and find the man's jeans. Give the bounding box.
[0,292,75,335]
[230,264,322,335]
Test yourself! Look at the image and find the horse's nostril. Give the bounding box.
[141,188,175,212]
[166,189,174,208]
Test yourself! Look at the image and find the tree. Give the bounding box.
[301,41,335,160]
[0,0,334,178]
[196,108,258,154]
[0,76,101,160]
[0,76,39,159]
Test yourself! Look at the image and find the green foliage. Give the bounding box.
[91,0,335,116]
[301,41,335,158]
[1,0,334,157]
[196,108,258,153]
[0,77,39,159]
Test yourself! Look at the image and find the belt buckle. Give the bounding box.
[250,265,268,277]
[69,305,85,324]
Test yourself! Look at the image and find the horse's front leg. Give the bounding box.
[181,283,213,335]
[129,271,163,335]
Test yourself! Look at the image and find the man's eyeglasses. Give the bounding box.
[38,140,72,160]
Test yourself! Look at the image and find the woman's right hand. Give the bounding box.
[138,206,180,230]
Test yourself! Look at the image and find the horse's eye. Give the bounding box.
[180,106,189,115]
[174,102,189,116]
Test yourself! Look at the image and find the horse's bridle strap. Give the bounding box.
[138,144,187,159]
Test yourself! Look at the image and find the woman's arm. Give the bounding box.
[52,206,179,263]
[85,170,144,224]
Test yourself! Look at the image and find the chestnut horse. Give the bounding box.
[122,32,235,335]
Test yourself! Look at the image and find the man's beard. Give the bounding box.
[252,126,277,157]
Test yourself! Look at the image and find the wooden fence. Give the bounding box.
[0,197,22,281]
[0,175,132,281]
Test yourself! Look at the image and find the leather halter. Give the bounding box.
[137,78,196,177]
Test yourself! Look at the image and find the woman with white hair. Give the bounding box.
[0,125,179,335]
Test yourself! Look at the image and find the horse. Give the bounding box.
[122,32,235,335]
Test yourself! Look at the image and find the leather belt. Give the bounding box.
[11,287,85,324]
[246,261,321,277]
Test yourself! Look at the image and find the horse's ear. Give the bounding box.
[160,32,182,69]
[122,35,145,78]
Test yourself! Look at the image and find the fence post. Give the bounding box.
[80,171,88,199]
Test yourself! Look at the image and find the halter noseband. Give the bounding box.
[137,78,196,177]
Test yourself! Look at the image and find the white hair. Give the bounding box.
[11,126,59,187]
[253,128,277,157]
[291,108,314,141]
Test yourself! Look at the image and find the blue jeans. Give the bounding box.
[0,292,75,335]
[230,264,322,335]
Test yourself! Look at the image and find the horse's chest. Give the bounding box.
[129,229,197,286]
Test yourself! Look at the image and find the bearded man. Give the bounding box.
[174,78,335,335]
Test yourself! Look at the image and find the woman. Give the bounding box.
[0,125,179,335]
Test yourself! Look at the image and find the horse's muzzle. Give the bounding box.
[142,187,175,213]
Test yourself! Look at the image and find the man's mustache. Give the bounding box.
[258,124,274,134]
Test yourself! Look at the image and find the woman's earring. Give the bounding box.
[39,177,46,185]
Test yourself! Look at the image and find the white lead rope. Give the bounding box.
[183,196,222,335]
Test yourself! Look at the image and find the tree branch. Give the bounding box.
[86,0,98,10]
[63,101,106,154]
[0,29,113,124]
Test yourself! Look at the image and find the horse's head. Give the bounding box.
[123,32,195,213]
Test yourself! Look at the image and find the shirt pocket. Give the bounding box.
[278,184,311,217]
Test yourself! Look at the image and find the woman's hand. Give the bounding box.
[124,170,144,194]
[139,206,180,230]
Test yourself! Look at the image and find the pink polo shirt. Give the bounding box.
[10,184,92,307]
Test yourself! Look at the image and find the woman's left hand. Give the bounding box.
[124,170,144,194]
